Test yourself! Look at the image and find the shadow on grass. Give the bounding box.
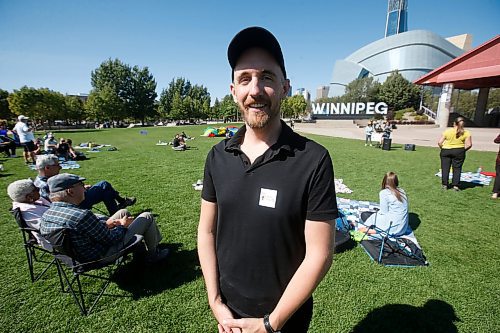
[0,173,14,178]
[350,299,459,333]
[409,212,421,230]
[113,243,201,300]
[459,182,485,190]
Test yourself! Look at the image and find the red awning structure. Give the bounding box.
[414,35,500,90]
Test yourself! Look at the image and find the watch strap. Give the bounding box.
[263,314,278,333]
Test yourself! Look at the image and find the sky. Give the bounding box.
[0,0,499,103]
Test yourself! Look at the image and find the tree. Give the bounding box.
[217,94,239,121]
[126,66,157,124]
[281,95,307,119]
[65,96,87,123]
[487,88,500,109]
[343,77,381,103]
[378,71,420,114]
[7,86,40,119]
[91,59,158,123]
[37,88,66,124]
[86,85,124,122]
[91,59,131,99]
[158,77,211,120]
[0,89,15,120]
[8,86,66,127]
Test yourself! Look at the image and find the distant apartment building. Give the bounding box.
[316,86,330,100]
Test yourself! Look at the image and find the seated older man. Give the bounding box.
[40,173,169,263]
[7,178,51,249]
[34,154,135,215]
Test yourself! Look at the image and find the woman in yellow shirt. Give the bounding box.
[438,117,472,191]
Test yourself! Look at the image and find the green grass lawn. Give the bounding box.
[0,125,498,333]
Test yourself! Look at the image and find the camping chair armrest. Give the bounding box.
[71,234,144,270]
[20,226,39,233]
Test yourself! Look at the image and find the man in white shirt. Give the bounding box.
[44,133,57,153]
[12,115,36,164]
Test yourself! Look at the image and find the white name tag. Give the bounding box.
[259,188,277,208]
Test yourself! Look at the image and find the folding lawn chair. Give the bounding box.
[47,227,144,315]
[357,212,428,267]
[334,211,354,252]
[10,208,61,284]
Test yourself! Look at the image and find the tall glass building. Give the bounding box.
[385,0,408,37]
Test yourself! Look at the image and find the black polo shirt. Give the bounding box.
[202,121,338,317]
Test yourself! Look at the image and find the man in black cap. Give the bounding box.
[40,173,169,264]
[198,27,338,333]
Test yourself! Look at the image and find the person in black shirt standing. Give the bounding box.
[197,27,338,333]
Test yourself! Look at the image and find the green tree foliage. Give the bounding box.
[221,95,239,121]
[158,77,211,120]
[0,89,15,120]
[7,86,39,119]
[343,77,381,103]
[451,89,477,119]
[91,59,131,100]
[91,59,157,123]
[86,85,124,122]
[315,96,344,104]
[126,66,157,124]
[487,88,500,109]
[64,96,86,123]
[281,95,307,119]
[7,86,66,125]
[209,98,221,120]
[377,71,420,113]
[37,88,66,123]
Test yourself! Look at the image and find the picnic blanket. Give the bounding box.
[435,170,492,186]
[336,197,421,248]
[29,160,80,170]
[77,143,112,149]
[334,178,353,194]
[192,179,203,191]
[336,197,427,266]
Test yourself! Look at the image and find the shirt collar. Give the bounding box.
[51,201,79,209]
[225,120,295,154]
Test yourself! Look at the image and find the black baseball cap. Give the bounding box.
[227,26,287,79]
[48,173,86,193]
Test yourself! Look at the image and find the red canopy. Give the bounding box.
[414,35,500,90]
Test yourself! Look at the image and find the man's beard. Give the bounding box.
[241,105,280,129]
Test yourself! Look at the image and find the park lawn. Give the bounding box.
[0,125,498,333]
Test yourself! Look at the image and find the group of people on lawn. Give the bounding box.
[364,120,393,147]
[5,26,499,333]
[8,154,169,264]
[1,117,84,163]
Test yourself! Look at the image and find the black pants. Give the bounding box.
[228,297,313,333]
[0,141,16,155]
[440,148,466,187]
[493,162,500,194]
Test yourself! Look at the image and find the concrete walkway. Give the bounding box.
[294,120,499,152]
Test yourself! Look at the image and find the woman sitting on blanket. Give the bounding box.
[358,171,410,237]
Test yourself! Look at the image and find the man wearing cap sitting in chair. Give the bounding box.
[40,173,169,264]
[197,27,338,333]
[34,154,136,215]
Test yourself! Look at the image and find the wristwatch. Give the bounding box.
[263,314,281,333]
